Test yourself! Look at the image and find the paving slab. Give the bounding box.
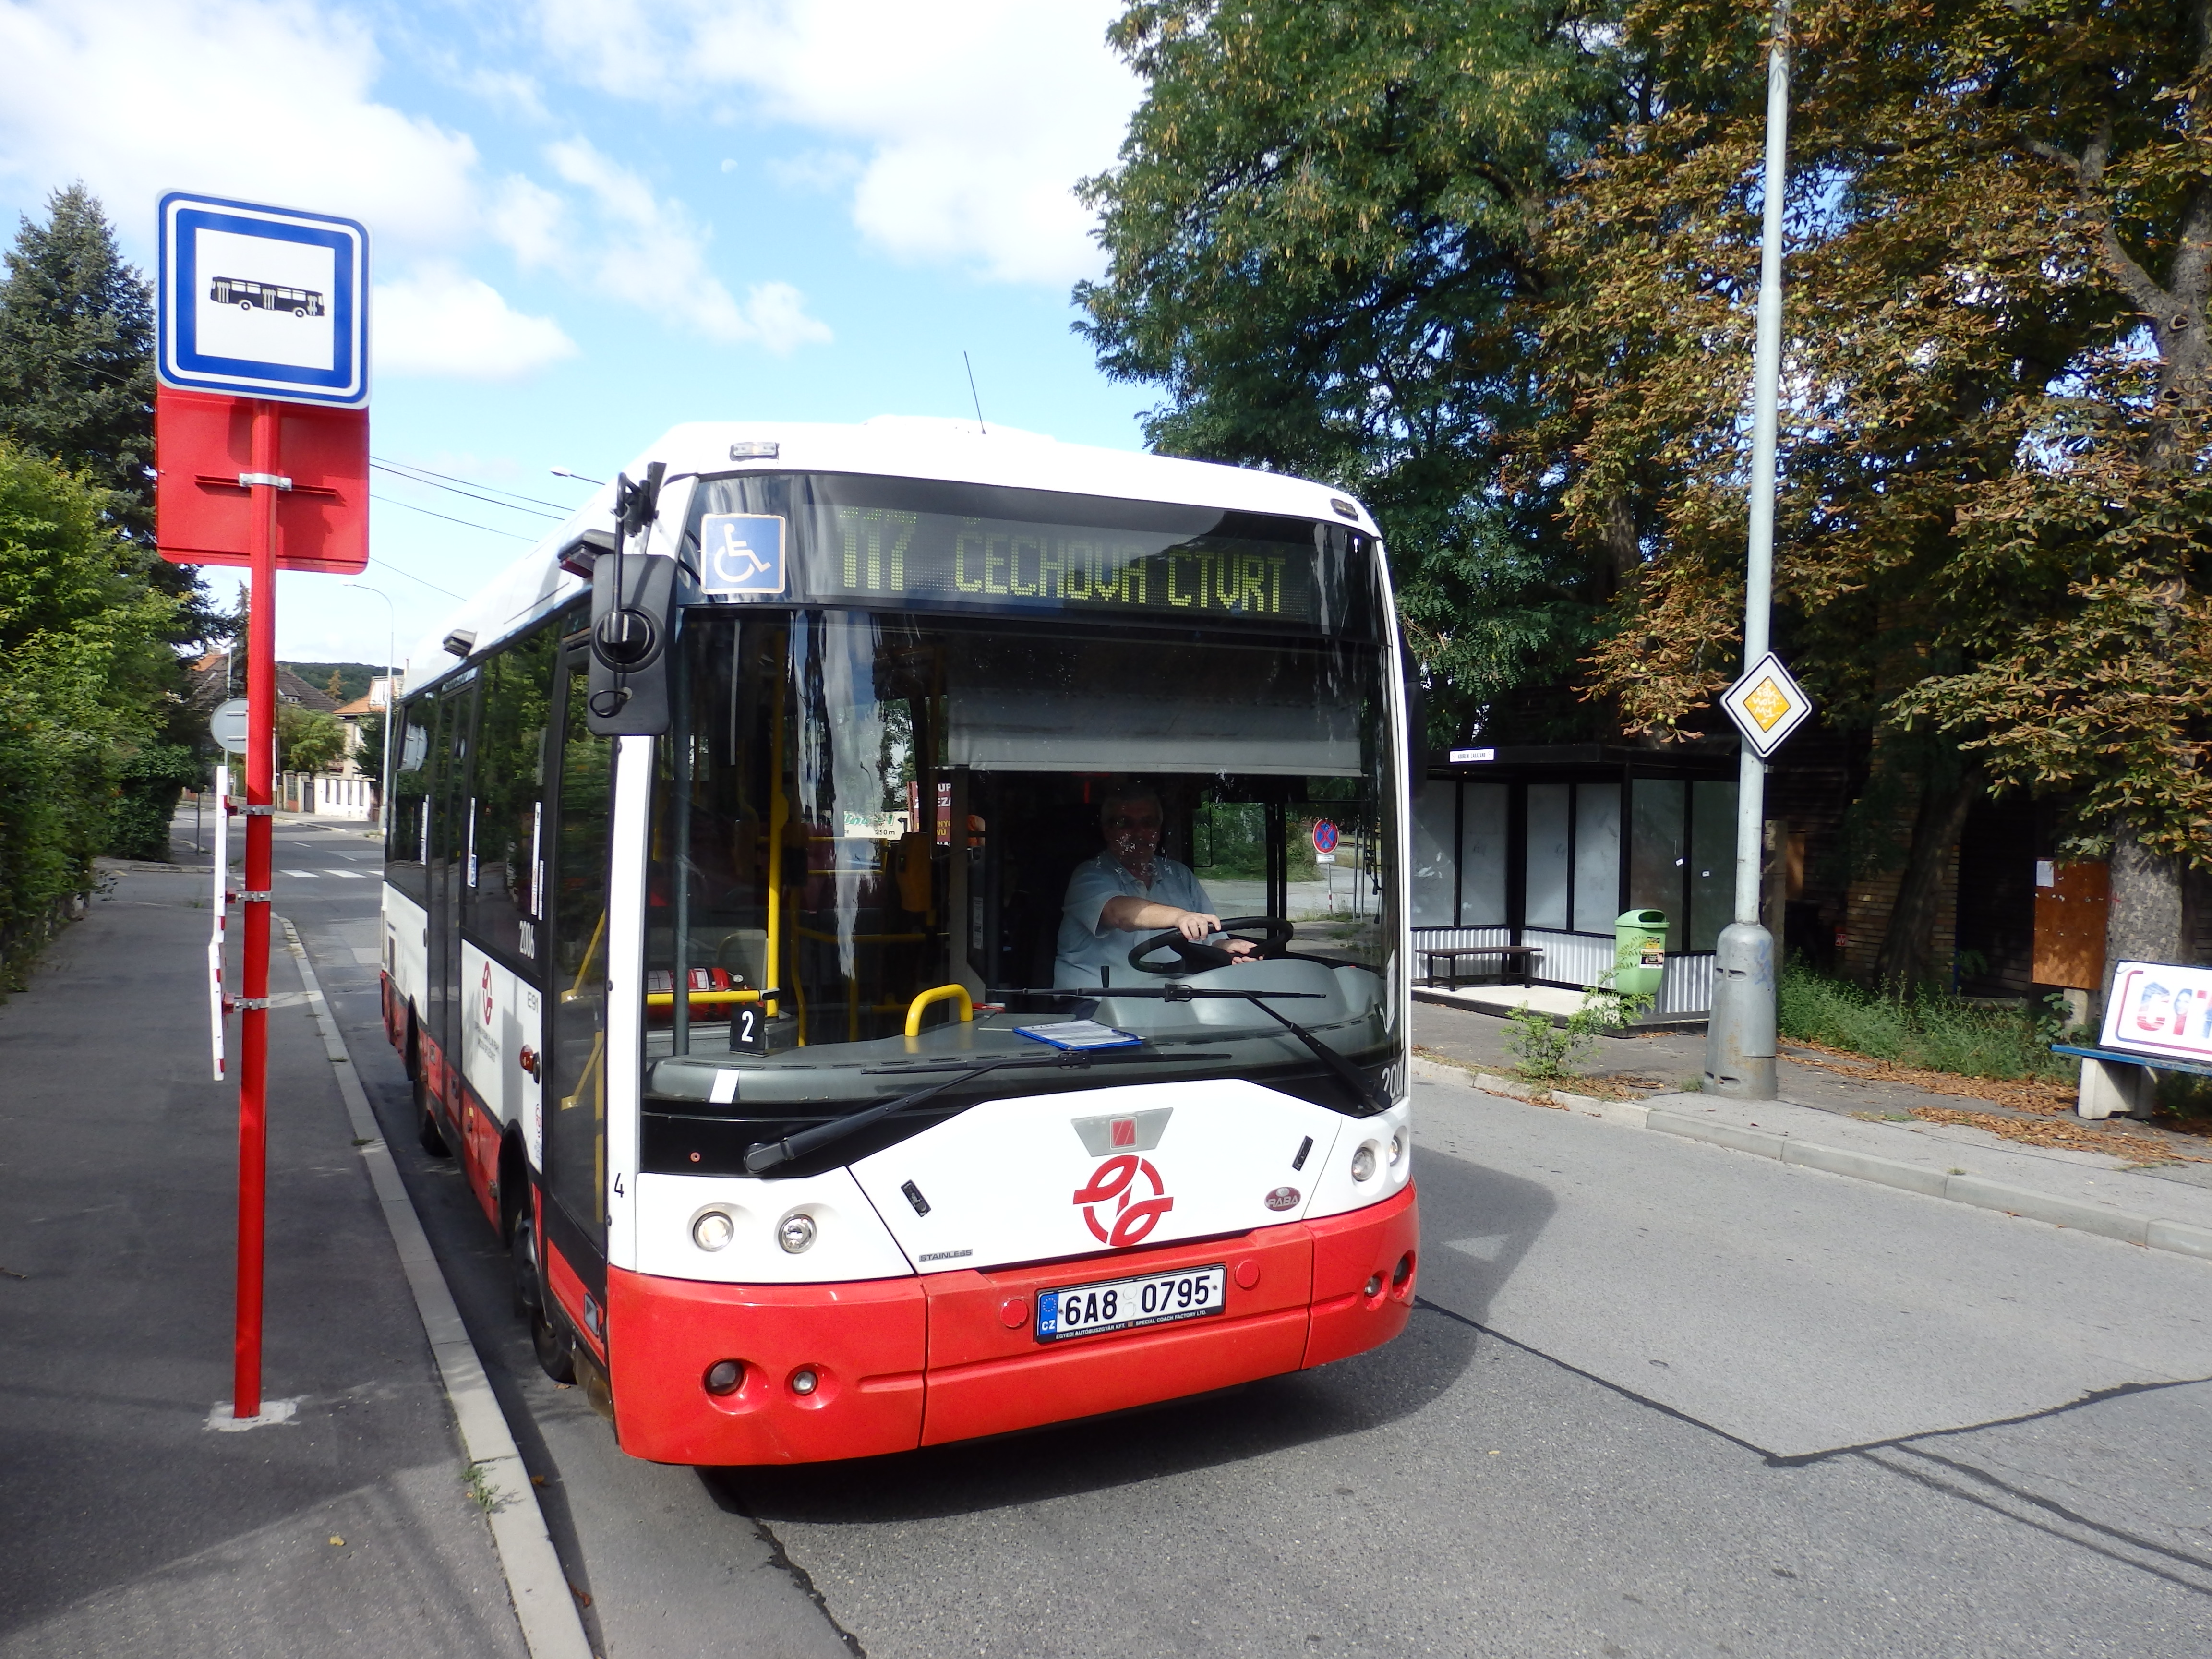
[0,867,529,1659]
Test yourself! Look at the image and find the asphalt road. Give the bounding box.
[275,827,2212,1659]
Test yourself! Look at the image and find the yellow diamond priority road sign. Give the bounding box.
[1720,651,1814,759]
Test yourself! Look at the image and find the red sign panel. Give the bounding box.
[156,387,368,573]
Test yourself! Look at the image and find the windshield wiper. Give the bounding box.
[1222,992,1391,1116]
[990,986,1389,1116]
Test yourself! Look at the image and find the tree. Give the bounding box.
[277,704,348,774]
[0,184,218,645]
[1077,0,1635,744]
[1551,0,2210,986]
[354,709,385,782]
[0,438,181,963]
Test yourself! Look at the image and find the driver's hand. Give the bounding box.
[1221,938,1260,962]
[1176,910,1221,942]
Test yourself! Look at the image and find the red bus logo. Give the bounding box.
[1072,1154,1175,1248]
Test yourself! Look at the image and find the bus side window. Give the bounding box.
[465,626,559,971]
[386,697,432,904]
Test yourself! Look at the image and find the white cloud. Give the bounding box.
[0,0,829,356]
[373,265,578,380]
[533,1,1140,285]
[489,175,568,270]
[458,68,552,125]
[0,0,480,253]
[544,138,831,352]
[763,149,863,194]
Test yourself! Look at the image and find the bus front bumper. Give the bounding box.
[608,1181,1419,1465]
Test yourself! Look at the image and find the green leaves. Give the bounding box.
[1560,0,2212,865]
[0,439,184,954]
[1082,0,1633,741]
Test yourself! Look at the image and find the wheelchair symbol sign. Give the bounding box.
[700,514,786,596]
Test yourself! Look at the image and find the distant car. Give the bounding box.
[209,276,325,319]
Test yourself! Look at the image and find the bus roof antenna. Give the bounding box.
[963,351,987,436]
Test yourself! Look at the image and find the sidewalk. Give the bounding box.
[0,865,530,1659]
[1413,999,2212,1260]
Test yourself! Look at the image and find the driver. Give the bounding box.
[1053,782,1260,988]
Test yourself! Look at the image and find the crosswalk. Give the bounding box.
[279,868,370,878]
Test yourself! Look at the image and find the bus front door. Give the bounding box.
[543,646,613,1336]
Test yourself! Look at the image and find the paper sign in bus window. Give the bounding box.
[701,514,786,596]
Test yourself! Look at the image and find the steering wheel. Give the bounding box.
[1127,915,1296,976]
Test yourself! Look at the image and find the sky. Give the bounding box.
[0,0,1158,666]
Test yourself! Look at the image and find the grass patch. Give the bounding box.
[1776,962,2073,1084]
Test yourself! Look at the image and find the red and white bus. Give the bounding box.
[380,420,1417,1464]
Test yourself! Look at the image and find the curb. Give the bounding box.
[1409,986,1705,1035]
[283,921,596,1659]
[1410,1056,2212,1263]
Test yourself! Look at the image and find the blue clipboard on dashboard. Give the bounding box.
[1013,1020,1142,1051]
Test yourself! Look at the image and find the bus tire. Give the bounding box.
[512,1212,576,1383]
[414,1060,450,1156]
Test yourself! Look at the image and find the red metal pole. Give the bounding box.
[234,399,279,1419]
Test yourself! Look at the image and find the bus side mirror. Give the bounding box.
[586,553,678,737]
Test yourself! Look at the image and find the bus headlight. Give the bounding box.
[1350,1143,1377,1183]
[1387,1133,1405,1167]
[777,1210,818,1254]
[691,1209,735,1252]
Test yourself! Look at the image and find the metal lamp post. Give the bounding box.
[1704,0,1793,1100]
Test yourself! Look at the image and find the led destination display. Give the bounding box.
[814,504,1302,620]
[688,472,1366,632]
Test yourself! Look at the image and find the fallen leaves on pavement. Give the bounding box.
[1782,1040,2078,1113]
[1906,1106,2207,1163]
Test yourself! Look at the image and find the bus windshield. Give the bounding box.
[642,608,1402,1172]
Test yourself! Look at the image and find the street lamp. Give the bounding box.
[1705,0,1793,1101]
[342,581,398,842]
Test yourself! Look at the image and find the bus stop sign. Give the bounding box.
[157,193,367,406]
[155,193,369,575]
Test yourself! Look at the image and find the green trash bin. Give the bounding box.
[1613,910,1669,998]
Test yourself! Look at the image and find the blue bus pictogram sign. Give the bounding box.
[158,193,368,407]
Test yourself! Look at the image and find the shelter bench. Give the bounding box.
[2051,1042,2212,1122]
[1419,944,1543,991]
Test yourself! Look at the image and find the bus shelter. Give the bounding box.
[1414,743,1740,1019]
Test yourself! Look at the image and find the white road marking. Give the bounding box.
[283,871,320,878]
[1447,1234,1512,1262]
[325,869,365,878]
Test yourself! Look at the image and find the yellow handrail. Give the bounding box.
[644,988,762,1008]
[560,909,607,1004]
[904,983,974,1037]
[768,655,786,1025]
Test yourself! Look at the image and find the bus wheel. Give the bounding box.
[512,1214,576,1384]
[414,1062,450,1156]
